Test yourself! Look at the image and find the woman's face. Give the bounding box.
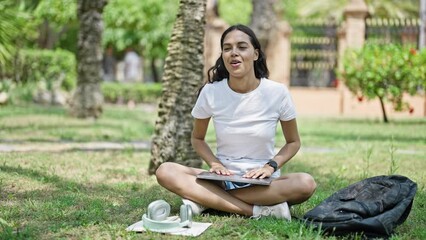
[222,30,259,79]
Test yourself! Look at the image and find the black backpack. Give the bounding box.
[302,175,417,238]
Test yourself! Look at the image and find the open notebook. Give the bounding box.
[196,171,273,186]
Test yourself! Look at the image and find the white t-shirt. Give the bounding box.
[191,78,296,169]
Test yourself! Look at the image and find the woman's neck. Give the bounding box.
[228,76,260,93]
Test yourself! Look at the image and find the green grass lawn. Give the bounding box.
[0,104,425,239]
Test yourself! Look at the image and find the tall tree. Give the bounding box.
[250,0,276,50]
[69,0,107,118]
[149,0,206,174]
[340,44,426,123]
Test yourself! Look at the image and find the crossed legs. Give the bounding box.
[155,162,316,216]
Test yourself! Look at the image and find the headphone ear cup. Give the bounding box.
[180,204,192,227]
[147,200,171,221]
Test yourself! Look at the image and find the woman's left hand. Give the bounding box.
[243,166,274,179]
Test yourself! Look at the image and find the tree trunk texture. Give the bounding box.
[149,0,206,174]
[69,0,107,118]
[250,0,277,50]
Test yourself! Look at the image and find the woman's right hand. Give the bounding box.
[209,162,232,175]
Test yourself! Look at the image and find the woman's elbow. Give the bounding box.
[295,139,301,151]
[289,138,301,152]
[191,136,204,149]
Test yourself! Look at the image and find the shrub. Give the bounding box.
[101,82,162,103]
[14,49,77,91]
[339,44,426,123]
[0,80,41,105]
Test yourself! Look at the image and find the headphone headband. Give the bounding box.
[142,200,193,232]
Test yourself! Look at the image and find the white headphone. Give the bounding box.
[142,200,192,231]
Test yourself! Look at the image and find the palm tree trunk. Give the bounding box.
[250,0,276,50]
[70,0,107,118]
[149,0,206,174]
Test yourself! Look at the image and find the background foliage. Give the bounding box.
[280,0,419,22]
[102,82,162,104]
[0,0,29,66]
[0,0,422,82]
[103,0,178,59]
[0,0,423,108]
[218,0,252,25]
[340,44,426,122]
[16,49,76,91]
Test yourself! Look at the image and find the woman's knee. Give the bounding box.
[298,173,317,197]
[155,162,178,185]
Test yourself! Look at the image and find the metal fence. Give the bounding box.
[290,17,421,88]
[290,19,339,88]
[365,18,420,47]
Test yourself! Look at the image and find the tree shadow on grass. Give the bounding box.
[1,161,423,239]
[0,164,174,239]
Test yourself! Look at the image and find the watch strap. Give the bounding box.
[266,160,278,172]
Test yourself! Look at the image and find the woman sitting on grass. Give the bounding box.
[155,24,316,220]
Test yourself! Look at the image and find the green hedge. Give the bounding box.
[15,49,76,91]
[101,82,162,103]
